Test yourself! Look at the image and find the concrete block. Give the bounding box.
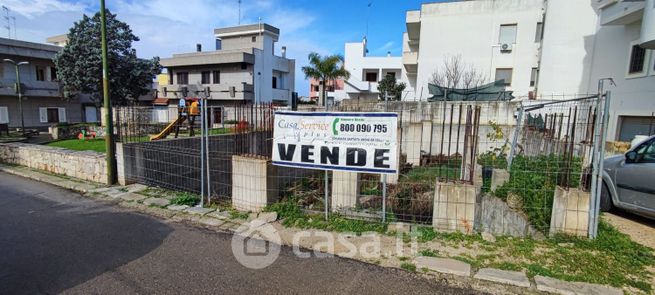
[414,256,471,277]
[479,195,544,239]
[490,169,509,191]
[231,155,279,212]
[474,268,530,288]
[535,275,622,295]
[119,192,147,202]
[185,207,215,216]
[199,217,226,227]
[331,171,360,211]
[406,123,423,166]
[167,204,189,211]
[432,181,478,233]
[143,197,170,207]
[549,186,589,237]
[208,210,231,220]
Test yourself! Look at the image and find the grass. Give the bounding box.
[169,192,200,206]
[46,138,107,153]
[400,262,417,272]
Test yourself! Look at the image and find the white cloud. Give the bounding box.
[1,0,340,95]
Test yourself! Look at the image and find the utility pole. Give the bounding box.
[100,0,117,185]
[3,59,28,133]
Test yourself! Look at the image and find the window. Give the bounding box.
[272,76,278,89]
[39,107,66,123]
[313,85,319,92]
[365,72,378,82]
[50,67,58,81]
[495,68,513,86]
[251,36,257,42]
[201,71,211,84]
[168,72,173,85]
[176,72,189,84]
[0,106,8,124]
[36,66,45,81]
[212,70,220,84]
[535,22,543,42]
[628,44,647,74]
[530,67,538,87]
[240,62,247,70]
[386,72,396,79]
[499,24,517,44]
[632,139,655,163]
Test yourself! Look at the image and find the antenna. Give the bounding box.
[366,2,372,38]
[238,0,241,25]
[2,6,10,38]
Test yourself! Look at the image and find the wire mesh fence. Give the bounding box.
[116,94,606,238]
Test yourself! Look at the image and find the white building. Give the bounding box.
[159,23,295,106]
[332,38,407,101]
[403,0,655,141]
[403,0,544,100]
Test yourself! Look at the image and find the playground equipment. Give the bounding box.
[150,98,201,140]
[77,129,97,140]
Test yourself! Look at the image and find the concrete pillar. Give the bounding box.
[432,181,478,234]
[490,169,510,191]
[549,186,589,237]
[331,171,360,212]
[420,120,432,157]
[406,123,423,166]
[232,155,279,212]
[116,142,135,186]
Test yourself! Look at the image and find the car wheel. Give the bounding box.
[600,182,612,212]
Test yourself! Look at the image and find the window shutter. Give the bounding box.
[39,107,48,123]
[0,107,8,124]
[58,108,67,123]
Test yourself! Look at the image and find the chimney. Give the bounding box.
[387,51,391,57]
[281,46,287,58]
[196,43,202,52]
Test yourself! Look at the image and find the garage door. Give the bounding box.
[618,116,655,142]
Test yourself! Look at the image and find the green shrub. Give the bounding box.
[400,262,417,272]
[170,192,199,206]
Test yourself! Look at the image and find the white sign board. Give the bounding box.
[272,111,398,174]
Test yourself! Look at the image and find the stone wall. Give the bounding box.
[49,124,105,140]
[0,142,106,183]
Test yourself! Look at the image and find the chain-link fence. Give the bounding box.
[115,94,608,239]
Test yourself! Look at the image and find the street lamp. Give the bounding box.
[3,58,29,134]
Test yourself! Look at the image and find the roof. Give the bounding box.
[0,37,61,59]
[214,23,280,37]
[160,50,255,67]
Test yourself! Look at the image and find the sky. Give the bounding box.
[0,0,437,96]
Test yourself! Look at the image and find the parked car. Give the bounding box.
[601,135,655,219]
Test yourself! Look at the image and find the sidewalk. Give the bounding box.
[0,164,636,295]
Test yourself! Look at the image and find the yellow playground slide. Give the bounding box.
[150,116,186,141]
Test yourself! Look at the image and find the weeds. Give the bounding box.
[400,262,417,272]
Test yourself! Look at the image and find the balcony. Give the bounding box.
[406,10,421,41]
[0,79,60,97]
[600,0,645,25]
[402,51,418,74]
[158,83,254,101]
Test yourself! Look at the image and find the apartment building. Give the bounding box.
[0,38,86,129]
[330,38,407,101]
[158,23,295,107]
[309,78,343,103]
[403,0,544,100]
[403,0,655,141]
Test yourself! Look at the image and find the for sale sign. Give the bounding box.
[272,111,398,174]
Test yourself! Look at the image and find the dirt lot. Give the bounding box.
[603,210,655,249]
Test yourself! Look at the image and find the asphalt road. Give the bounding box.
[0,172,484,294]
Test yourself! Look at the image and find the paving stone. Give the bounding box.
[167,204,189,211]
[474,268,530,288]
[387,222,411,233]
[124,183,148,193]
[535,275,622,295]
[414,256,471,277]
[184,207,215,216]
[120,192,148,202]
[199,217,226,227]
[143,197,170,207]
[257,212,278,223]
[247,212,258,222]
[207,211,231,220]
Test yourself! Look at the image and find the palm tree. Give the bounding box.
[302,52,350,107]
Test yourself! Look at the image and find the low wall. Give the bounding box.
[49,124,106,140]
[0,142,106,183]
